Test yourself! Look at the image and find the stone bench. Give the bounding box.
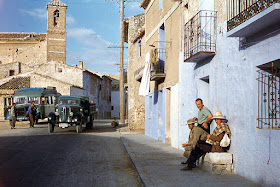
[198,152,234,174]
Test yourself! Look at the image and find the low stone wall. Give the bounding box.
[198,152,234,175]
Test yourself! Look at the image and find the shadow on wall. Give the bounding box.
[194,56,214,70]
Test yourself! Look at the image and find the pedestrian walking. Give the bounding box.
[9,103,17,129]
[193,98,213,133]
[28,101,36,128]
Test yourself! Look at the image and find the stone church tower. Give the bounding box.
[46,0,67,64]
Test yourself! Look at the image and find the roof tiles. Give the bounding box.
[47,0,67,7]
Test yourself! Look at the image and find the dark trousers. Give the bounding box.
[186,140,212,166]
[29,114,34,127]
[198,122,211,133]
[9,116,16,127]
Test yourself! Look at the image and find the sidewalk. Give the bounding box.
[120,132,257,187]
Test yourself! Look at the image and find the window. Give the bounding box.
[27,97,40,104]
[158,24,165,73]
[9,70,15,76]
[4,98,12,106]
[257,61,280,129]
[111,106,114,110]
[138,39,141,58]
[54,10,59,17]
[159,0,163,10]
[54,10,59,26]
[14,97,26,105]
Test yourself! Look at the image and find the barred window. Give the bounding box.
[257,61,280,129]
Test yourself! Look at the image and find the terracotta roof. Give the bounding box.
[106,74,120,81]
[47,0,67,7]
[0,71,83,90]
[0,33,46,41]
[84,69,104,78]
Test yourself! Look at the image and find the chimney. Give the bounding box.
[79,61,83,68]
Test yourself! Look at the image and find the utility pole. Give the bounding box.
[119,0,125,125]
[105,0,141,125]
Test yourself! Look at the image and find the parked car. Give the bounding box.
[48,96,96,133]
[6,87,61,122]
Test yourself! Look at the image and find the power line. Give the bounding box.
[105,0,141,125]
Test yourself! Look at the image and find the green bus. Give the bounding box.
[6,87,61,122]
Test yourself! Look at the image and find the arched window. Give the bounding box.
[54,10,59,26]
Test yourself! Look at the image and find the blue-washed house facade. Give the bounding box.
[136,0,280,186]
[179,0,280,185]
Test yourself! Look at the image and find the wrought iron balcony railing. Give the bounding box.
[150,48,166,81]
[184,10,217,62]
[227,0,280,32]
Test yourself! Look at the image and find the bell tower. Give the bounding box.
[46,0,67,64]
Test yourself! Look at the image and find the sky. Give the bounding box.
[0,0,144,76]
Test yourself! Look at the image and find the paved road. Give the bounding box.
[0,120,141,186]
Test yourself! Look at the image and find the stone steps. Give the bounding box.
[198,152,234,175]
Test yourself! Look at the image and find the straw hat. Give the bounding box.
[186,118,196,125]
[212,111,226,120]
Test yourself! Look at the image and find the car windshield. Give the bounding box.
[27,97,40,104]
[59,99,79,105]
[14,97,27,105]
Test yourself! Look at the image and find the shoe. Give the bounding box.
[181,161,187,164]
[192,163,196,168]
[180,166,192,171]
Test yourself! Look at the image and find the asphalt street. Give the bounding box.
[0,120,141,186]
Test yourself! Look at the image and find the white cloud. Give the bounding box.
[66,15,76,26]
[19,8,47,20]
[67,27,120,75]
[19,8,76,27]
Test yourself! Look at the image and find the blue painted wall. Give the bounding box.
[145,89,166,142]
[179,21,280,186]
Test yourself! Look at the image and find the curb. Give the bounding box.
[120,136,146,187]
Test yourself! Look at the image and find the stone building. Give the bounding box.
[0,0,112,119]
[129,0,280,185]
[0,0,66,66]
[124,14,145,130]
[139,0,182,143]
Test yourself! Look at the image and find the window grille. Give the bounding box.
[257,62,280,129]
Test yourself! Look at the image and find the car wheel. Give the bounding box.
[76,122,82,133]
[48,123,54,133]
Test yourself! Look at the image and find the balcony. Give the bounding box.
[227,0,280,37]
[150,48,166,81]
[184,10,217,62]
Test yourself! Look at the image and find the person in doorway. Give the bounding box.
[28,101,36,128]
[193,98,213,133]
[181,118,208,165]
[9,103,17,129]
[181,111,231,171]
